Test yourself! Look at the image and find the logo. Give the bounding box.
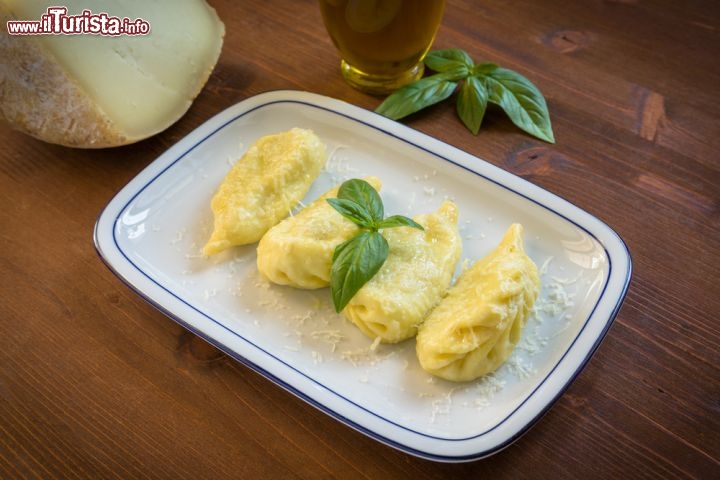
[6,7,151,36]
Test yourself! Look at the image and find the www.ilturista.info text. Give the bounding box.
[6,7,150,35]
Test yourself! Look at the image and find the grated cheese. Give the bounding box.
[311,350,323,364]
[340,342,393,367]
[185,173,590,426]
[309,330,344,352]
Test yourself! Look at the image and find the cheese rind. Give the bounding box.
[0,0,225,148]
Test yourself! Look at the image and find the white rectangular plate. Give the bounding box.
[94,90,631,462]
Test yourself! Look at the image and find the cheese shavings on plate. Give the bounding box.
[94,91,631,462]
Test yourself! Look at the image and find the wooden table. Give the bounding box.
[2,0,718,477]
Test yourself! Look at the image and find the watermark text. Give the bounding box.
[7,7,151,36]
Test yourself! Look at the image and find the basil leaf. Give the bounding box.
[433,64,470,82]
[425,48,474,72]
[457,75,488,135]
[337,178,383,223]
[375,48,554,141]
[326,198,375,228]
[484,67,555,143]
[376,215,424,231]
[375,74,457,120]
[330,231,389,313]
[473,62,498,76]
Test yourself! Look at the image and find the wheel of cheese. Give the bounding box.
[0,0,225,148]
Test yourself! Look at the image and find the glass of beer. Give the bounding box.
[319,0,446,95]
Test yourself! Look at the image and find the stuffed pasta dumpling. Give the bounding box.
[257,177,382,289]
[203,128,326,255]
[415,223,540,382]
[343,201,462,344]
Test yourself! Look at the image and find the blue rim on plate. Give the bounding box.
[94,90,632,462]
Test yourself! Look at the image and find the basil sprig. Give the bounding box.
[376,48,555,143]
[327,179,423,313]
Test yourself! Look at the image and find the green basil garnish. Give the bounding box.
[330,231,388,314]
[326,179,423,313]
[376,48,555,143]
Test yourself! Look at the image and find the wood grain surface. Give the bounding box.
[1,0,718,478]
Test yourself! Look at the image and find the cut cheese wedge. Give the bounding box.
[0,0,224,148]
